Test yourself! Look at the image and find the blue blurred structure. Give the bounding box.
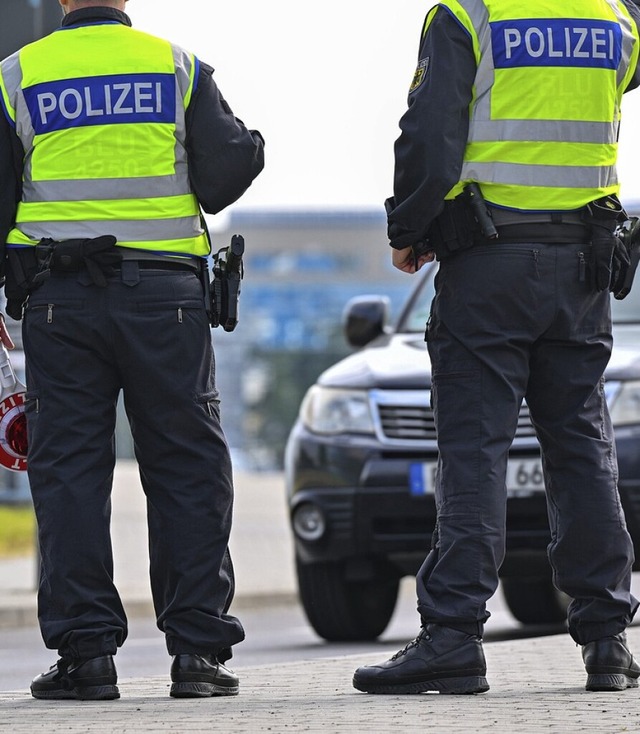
[0,207,415,495]
[210,208,413,468]
[217,208,411,347]
[0,471,30,505]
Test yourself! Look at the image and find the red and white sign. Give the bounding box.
[0,391,27,471]
[0,342,27,472]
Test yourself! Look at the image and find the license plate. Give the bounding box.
[409,458,545,497]
[409,462,438,496]
[506,458,545,496]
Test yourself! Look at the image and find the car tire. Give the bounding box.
[295,557,399,641]
[501,574,570,625]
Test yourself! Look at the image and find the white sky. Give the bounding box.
[126,0,640,217]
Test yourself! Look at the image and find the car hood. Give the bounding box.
[318,324,640,390]
[318,334,431,389]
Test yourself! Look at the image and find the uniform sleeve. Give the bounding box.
[622,0,640,91]
[185,62,265,215]
[386,7,476,250]
[0,111,22,285]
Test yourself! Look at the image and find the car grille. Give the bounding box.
[378,404,437,440]
[372,390,537,443]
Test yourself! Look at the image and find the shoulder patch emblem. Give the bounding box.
[409,58,430,93]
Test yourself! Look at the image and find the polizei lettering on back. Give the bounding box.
[24,73,177,134]
[491,18,623,69]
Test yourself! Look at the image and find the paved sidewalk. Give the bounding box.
[3,462,640,731]
[2,629,640,732]
[0,461,297,627]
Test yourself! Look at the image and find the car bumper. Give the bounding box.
[286,422,640,578]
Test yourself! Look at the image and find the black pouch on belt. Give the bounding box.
[426,196,479,261]
[4,247,39,321]
[33,235,122,287]
[583,196,628,292]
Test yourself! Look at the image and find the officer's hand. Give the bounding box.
[0,315,15,350]
[392,245,435,273]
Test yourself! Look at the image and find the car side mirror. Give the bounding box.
[343,295,390,348]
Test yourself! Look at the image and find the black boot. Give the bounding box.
[30,655,119,700]
[170,654,239,698]
[582,632,640,691]
[353,624,489,694]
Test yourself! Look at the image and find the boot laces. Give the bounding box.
[53,658,76,691]
[391,628,432,661]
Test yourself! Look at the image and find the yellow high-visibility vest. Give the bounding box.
[0,21,209,255]
[427,0,640,211]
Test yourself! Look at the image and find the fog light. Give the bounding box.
[293,503,326,541]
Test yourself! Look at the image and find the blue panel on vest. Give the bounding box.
[23,73,177,135]
[491,19,622,70]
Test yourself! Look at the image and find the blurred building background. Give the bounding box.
[207,209,411,470]
[0,0,60,502]
[0,5,416,499]
[0,208,413,500]
[118,208,413,470]
[0,0,61,59]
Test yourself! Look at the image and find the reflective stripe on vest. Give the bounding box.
[436,0,640,210]
[0,22,209,254]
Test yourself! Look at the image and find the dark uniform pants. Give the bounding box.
[22,263,244,660]
[419,241,638,645]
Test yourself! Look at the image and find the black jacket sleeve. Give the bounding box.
[186,62,265,215]
[387,4,640,249]
[0,111,23,284]
[386,7,476,250]
[623,0,640,91]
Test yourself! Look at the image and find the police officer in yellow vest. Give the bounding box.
[353,0,640,695]
[0,0,264,700]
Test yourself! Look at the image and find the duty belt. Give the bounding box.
[426,196,593,261]
[483,207,590,245]
[34,238,199,286]
[118,247,200,271]
[487,207,585,227]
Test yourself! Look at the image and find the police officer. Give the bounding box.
[353,0,640,695]
[0,0,264,700]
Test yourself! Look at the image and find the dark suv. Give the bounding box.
[284,205,640,642]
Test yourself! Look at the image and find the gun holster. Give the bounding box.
[583,196,627,293]
[612,216,640,300]
[210,235,244,332]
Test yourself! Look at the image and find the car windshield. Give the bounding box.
[397,261,640,334]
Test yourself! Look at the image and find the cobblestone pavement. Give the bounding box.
[2,630,640,733]
[2,463,640,732]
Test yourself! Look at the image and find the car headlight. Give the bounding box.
[300,386,375,435]
[606,380,640,426]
